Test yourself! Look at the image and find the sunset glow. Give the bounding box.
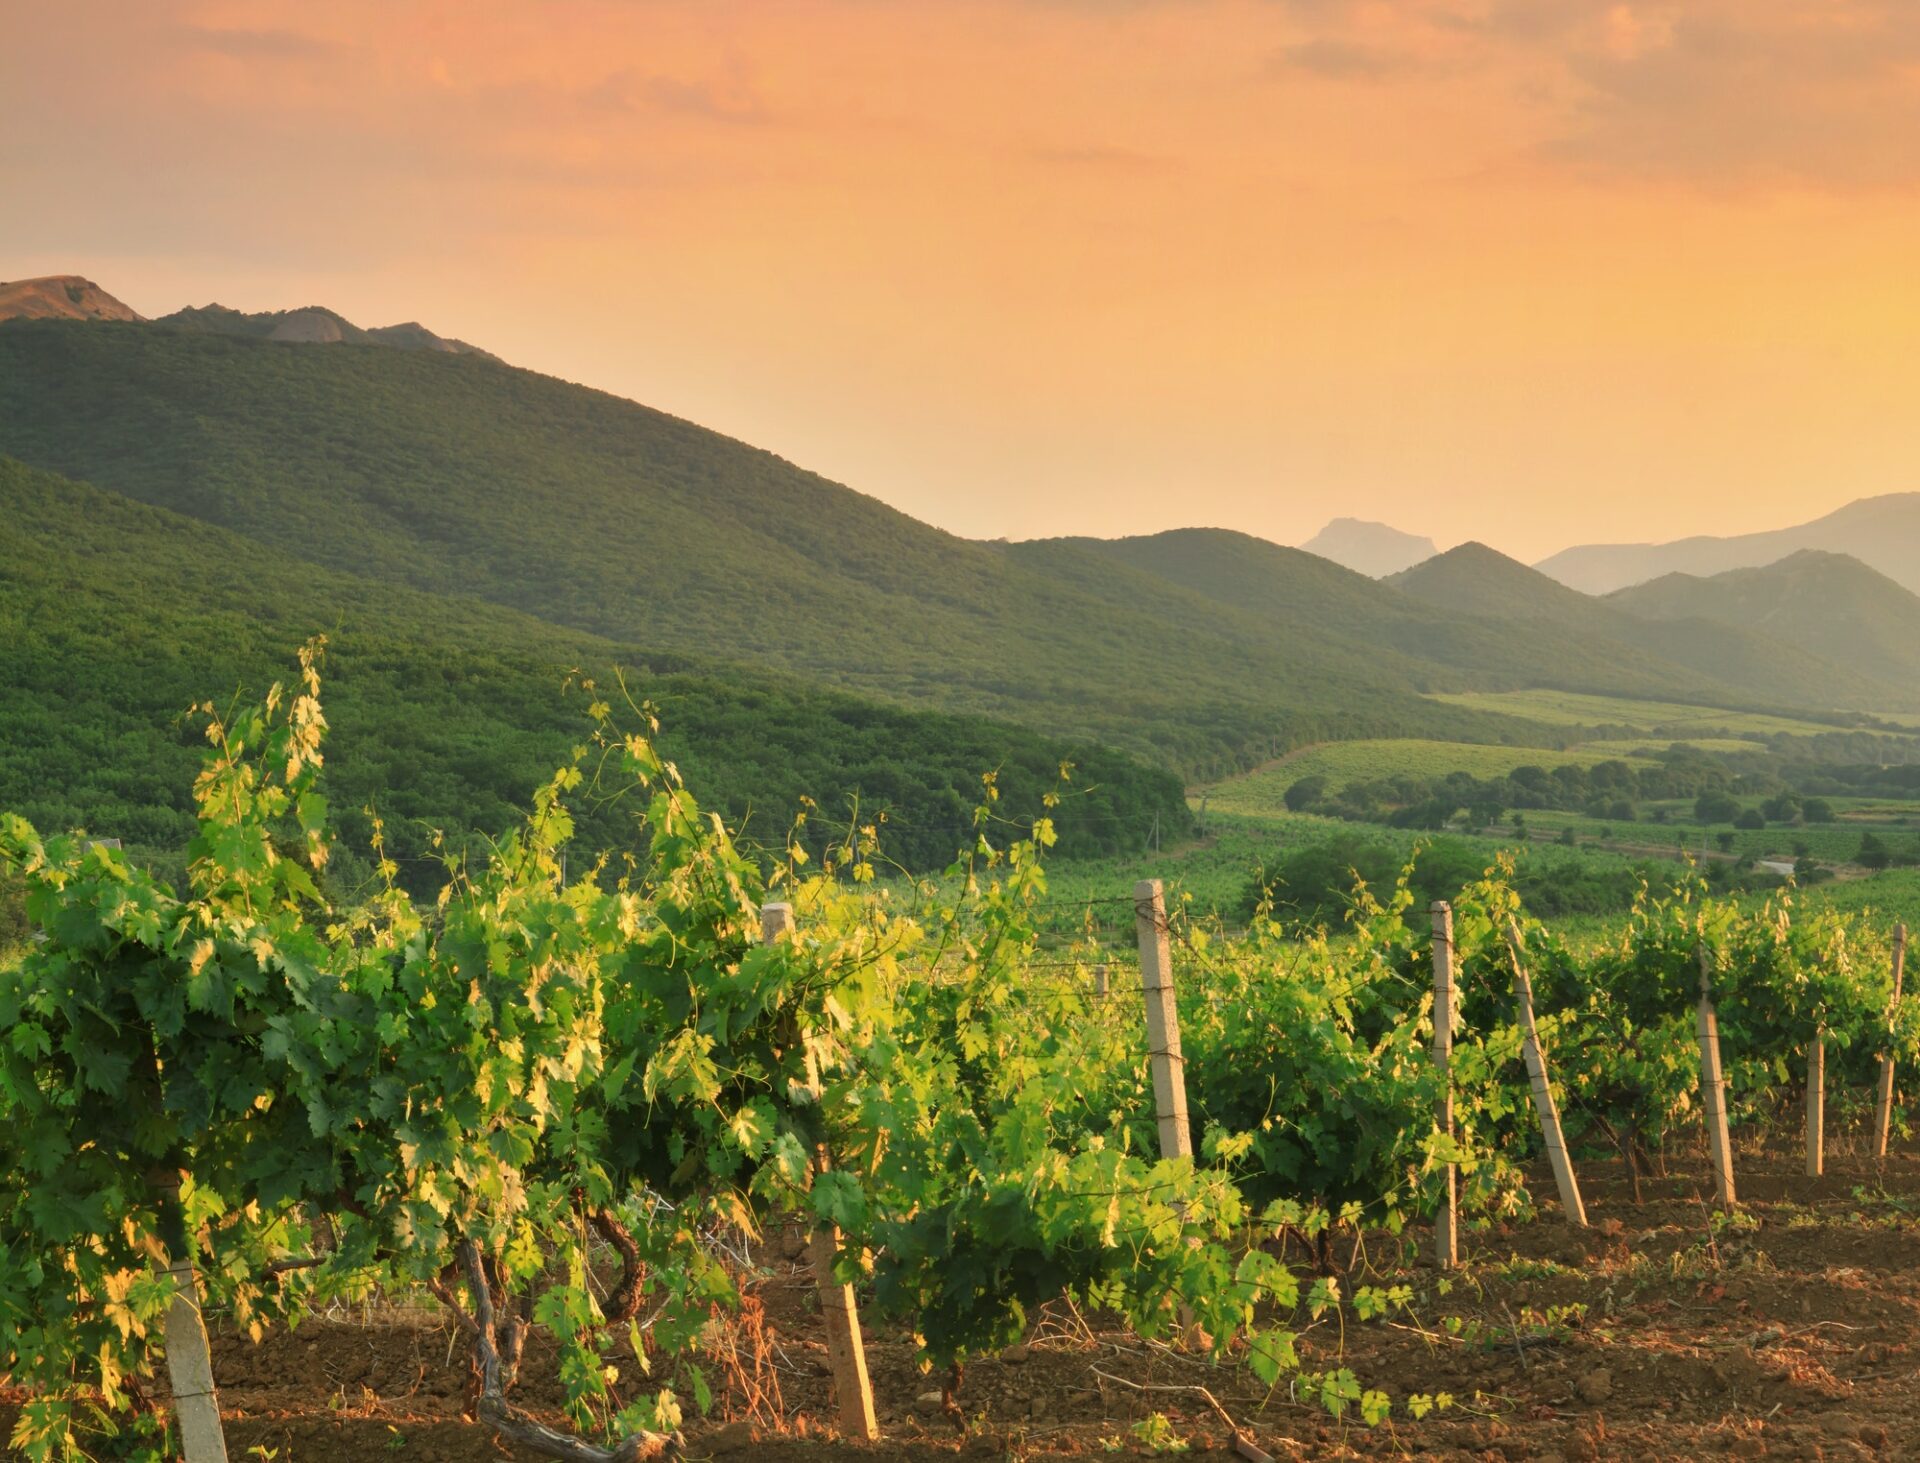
[11,0,1920,556]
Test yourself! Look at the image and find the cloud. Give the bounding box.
[1267,37,1420,80]
[582,70,770,126]
[172,24,338,60]
[1259,0,1920,191]
[1541,5,1920,189]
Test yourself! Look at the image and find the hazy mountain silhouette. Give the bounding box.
[1536,493,1920,595]
[1300,516,1437,577]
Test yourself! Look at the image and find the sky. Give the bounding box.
[9,0,1920,560]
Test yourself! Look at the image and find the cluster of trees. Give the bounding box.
[1690,790,1835,827]
[1287,740,1920,842]
[1239,831,1781,927]
[1282,747,1736,831]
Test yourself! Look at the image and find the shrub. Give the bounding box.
[1284,775,1328,812]
[1694,792,1741,824]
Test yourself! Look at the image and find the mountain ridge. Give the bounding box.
[1606,549,1920,691]
[159,302,499,359]
[3,291,1914,802]
[0,316,1569,780]
[1535,492,1920,595]
[1389,542,1906,712]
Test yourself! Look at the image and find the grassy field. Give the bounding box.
[1575,736,1767,757]
[1517,797,1920,864]
[1424,689,1843,737]
[1204,738,1659,815]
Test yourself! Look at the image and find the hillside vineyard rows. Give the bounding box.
[8,652,1920,1461]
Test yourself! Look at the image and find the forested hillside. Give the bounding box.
[1048,530,1758,704]
[1389,542,1902,712]
[0,457,1190,886]
[0,318,1857,782]
[1607,551,1920,692]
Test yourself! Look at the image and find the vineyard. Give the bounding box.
[8,652,1920,1462]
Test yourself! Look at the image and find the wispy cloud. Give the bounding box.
[172,24,339,60]
[1267,37,1421,80]
[581,70,770,126]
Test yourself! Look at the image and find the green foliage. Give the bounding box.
[0,653,1309,1457]
[0,321,1550,784]
[1695,792,1741,824]
[1240,832,1701,925]
[0,457,1187,881]
[0,862,25,953]
[9,653,1920,1459]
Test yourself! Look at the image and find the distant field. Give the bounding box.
[1424,689,1840,738]
[1576,737,1768,757]
[1512,791,1920,864]
[1205,739,1657,814]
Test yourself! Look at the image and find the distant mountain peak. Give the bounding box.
[1606,548,1920,689]
[0,275,142,323]
[1536,494,1920,596]
[1388,540,1579,605]
[1299,517,1437,577]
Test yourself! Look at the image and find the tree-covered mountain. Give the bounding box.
[1607,550,1920,692]
[3,301,1912,857]
[1053,529,1720,701]
[0,455,1191,886]
[1389,542,1906,712]
[0,317,1553,778]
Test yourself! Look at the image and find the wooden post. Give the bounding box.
[1876,923,1906,1158]
[1134,880,1205,1344]
[1431,902,1458,1269]
[1696,946,1738,1209]
[761,903,878,1441]
[1134,880,1192,1161]
[1093,963,1110,1000]
[152,1174,230,1463]
[1806,1029,1825,1178]
[1504,923,1587,1227]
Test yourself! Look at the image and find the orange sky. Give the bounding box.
[10,0,1920,559]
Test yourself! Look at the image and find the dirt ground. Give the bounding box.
[11,1139,1920,1461]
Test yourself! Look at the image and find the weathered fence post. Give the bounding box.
[1092,962,1110,1000]
[1877,923,1906,1159]
[1431,902,1459,1269]
[760,902,879,1441]
[151,1171,230,1463]
[1695,945,1738,1209]
[1134,880,1205,1342]
[1806,1027,1825,1178]
[1134,880,1192,1161]
[1504,922,1587,1227]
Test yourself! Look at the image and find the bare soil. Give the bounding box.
[10,1140,1920,1461]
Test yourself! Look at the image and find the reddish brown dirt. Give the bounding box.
[11,1140,1920,1460]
